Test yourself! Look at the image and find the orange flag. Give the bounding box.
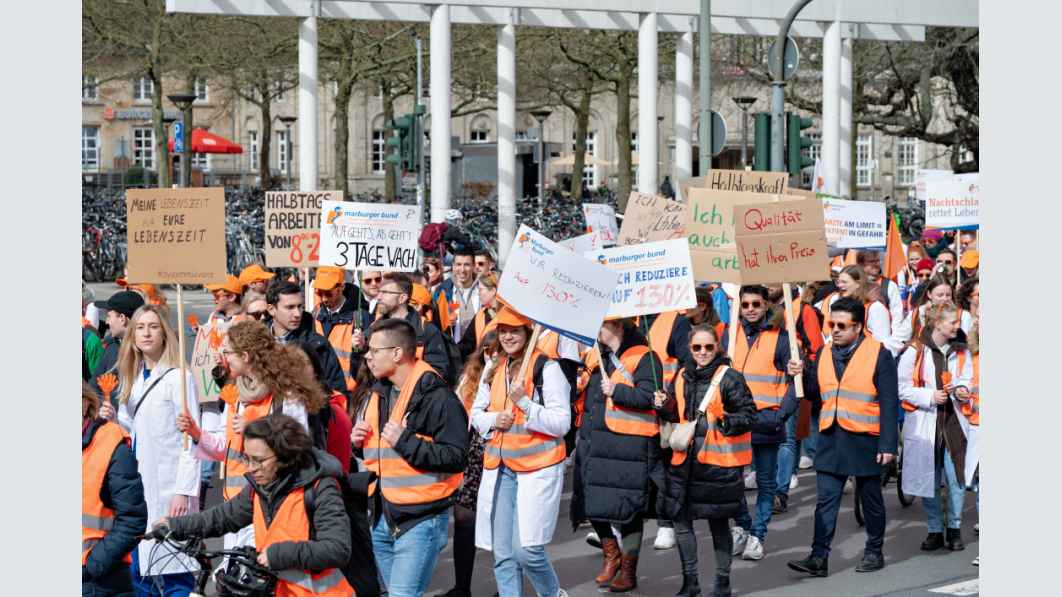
[843,250,858,267]
[883,215,905,282]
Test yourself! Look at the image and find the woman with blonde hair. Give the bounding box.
[97,304,201,595]
[819,265,892,349]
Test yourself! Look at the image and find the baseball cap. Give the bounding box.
[205,274,242,295]
[106,291,146,318]
[312,267,345,291]
[494,306,534,328]
[239,264,276,286]
[960,250,979,269]
[411,284,434,307]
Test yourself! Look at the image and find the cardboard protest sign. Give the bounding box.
[677,169,789,202]
[588,239,697,319]
[818,193,886,249]
[561,232,601,255]
[583,203,619,246]
[126,188,226,285]
[191,323,231,403]
[265,191,341,267]
[497,225,618,346]
[318,201,421,271]
[617,192,686,245]
[925,181,980,231]
[683,188,756,283]
[732,196,830,285]
[915,169,953,201]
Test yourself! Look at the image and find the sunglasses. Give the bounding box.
[829,321,859,331]
[211,291,233,299]
[962,240,976,247]
[689,343,717,353]
[917,273,932,280]
[936,259,954,265]
[246,310,268,320]
[740,300,765,309]
[315,287,341,297]
[969,291,979,297]
[362,276,383,284]
[475,260,489,266]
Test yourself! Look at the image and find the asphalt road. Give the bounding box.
[91,282,979,596]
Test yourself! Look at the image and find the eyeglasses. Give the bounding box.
[211,291,233,299]
[917,273,932,280]
[861,258,882,265]
[497,328,525,338]
[367,345,397,354]
[378,290,404,296]
[247,454,276,470]
[740,300,765,309]
[246,310,268,320]
[829,321,858,331]
[222,350,242,357]
[362,276,383,284]
[936,259,955,266]
[315,287,341,298]
[689,343,717,352]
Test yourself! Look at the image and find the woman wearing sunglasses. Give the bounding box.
[900,274,973,342]
[422,258,444,291]
[685,286,727,340]
[653,325,757,597]
[820,266,893,351]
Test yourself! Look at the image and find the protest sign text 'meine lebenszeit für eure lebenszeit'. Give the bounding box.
[126,188,226,285]
[318,201,421,271]
[265,191,342,268]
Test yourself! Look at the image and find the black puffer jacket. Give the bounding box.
[656,355,758,520]
[288,313,351,399]
[167,449,352,572]
[82,419,147,597]
[571,326,665,528]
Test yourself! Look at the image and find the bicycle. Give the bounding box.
[141,524,278,597]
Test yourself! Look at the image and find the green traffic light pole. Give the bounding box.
[770,0,814,176]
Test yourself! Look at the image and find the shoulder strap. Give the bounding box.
[532,354,549,404]
[695,366,730,415]
[608,352,633,383]
[133,368,175,418]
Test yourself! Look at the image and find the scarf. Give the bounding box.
[832,336,862,376]
[236,375,271,404]
[918,326,967,485]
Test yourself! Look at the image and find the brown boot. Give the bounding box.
[595,539,622,586]
[609,554,639,592]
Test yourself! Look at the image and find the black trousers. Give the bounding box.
[812,472,885,559]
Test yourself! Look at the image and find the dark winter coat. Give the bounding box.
[656,355,758,520]
[367,307,453,384]
[314,296,372,380]
[82,419,148,597]
[279,313,350,399]
[89,336,122,403]
[167,449,352,572]
[571,326,665,528]
[645,311,694,366]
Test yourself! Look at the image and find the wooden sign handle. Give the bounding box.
[177,284,190,450]
[304,267,311,312]
[782,282,804,398]
[506,324,542,411]
[728,291,740,361]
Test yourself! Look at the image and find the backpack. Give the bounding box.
[304,471,380,596]
[412,315,463,388]
[531,354,586,404]
[419,223,448,252]
[879,277,892,310]
[272,394,331,452]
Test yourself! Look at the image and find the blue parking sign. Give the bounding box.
[174,122,183,152]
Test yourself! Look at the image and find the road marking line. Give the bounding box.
[929,579,979,595]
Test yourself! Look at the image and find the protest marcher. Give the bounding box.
[90,291,146,400]
[423,258,444,291]
[901,275,974,342]
[857,250,906,353]
[458,271,500,359]
[238,263,275,296]
[795,283,829,472]
[821,266,894,353]
[239,291,269,322]
[898,304,974,553]
[295,340,352,473]
[920,230,950,259]
[960,231,978,252]
[355,318,469,597]
[786,298,898,577]
[471,307,572,597]
[896,242,925,304]
[433,247,481,342]
[266,280,349,397]
[84,281,101,329]
[118,279,171,320]
[700,283,732,326]
[355,269,384,316]
[907,258,937,307]
[721,286,800,561]
[957,278,979,317]
[155,414,354,597]
[474,249,495,276]
[312,266,371,394]
[961,313,980,565]
[196,274,243,333]
[685,286,727,340]
[83,300,104,381]
[97,304,201,595]
[83,380,147,597]
[571,318,664,592]
[959,250,979,284]
[935,248,959,284]
[653,325,757,597]
[372,273,454,384]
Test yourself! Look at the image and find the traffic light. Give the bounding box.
[386,114,414,171]
[786,112,814,179]
[753,112,771,171]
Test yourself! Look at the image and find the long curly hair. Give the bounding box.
[458,331,498,411]
[226,321,324,414]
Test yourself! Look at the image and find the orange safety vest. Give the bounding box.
[82,422,134,566]
[223,395,276,500]
[731,325,787,411]
[482,351,566,472]
[603,345,659,437]
[713,322,728,343]
[314,314,356,392]
[362,360,462,504]
[644,311,682,384]
[903,343,967,412]
[574,349,600,427]
[209,310,242,325]
[474,307,497,346]
[536,331,560,359]
[961,352,979,425]
[818,338,883,435]
[670,372,752,467]
[251,480,354,596]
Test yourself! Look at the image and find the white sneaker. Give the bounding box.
[742,535,764,560]
[555,590,570,597]
[585,531,601,549]
[843,477,853,493]
[799,455,814,469]
[744,472,758,490]
[654,527,676,550]
[565,453,575,468]
[731,527,749,556]
[790,474,799,489]
[974,523,979,534]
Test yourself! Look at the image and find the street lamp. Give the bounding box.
[167,93,197,187]
[732,97,757,169]
[530,110,552,201]
[161,113,178,189]
[279,116,297,191]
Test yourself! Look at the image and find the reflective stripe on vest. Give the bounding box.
[362,360,462,504]
[223,396,274,500]
[670,373,752,467]
[315,317,356,392]
[731,325,787,410]
[483,351,566,472]
[819,338,882,435]
[961,353,979,425]
[646,311,681,383]
[251,480,354,596]
[82,422,134,566]
[603,345,659,437]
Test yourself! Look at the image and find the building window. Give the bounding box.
[249,132,259,170]
[133,77,153,102]
[571,132,597,188]
[192,152,209,169]
[516,131,528,141]
[83,76,98,101]
[195,78,209,102]
[133,127,155,168]
[276,81,285,102]
[856,133,873,186]
[897,137,917,185]
[470,130,489,144]
[277,131,288,172]
[372,130,386,174]
[82,127,99,172]
[801,133,822,187]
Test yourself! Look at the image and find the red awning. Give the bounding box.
[167,128,243,154]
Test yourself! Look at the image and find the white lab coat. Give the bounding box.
[196,395,308,550]
[471,360,571,549]
[824,294,894,351]
[894,304,973,348]
[880,278,907,356]
[116,364,202,575]
[897,343,975,498]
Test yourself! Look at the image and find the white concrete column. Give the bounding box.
[638,12,659,195]
[822,20,841,194]
[674,20,693,183]
[840,36,853,196]
[497,18,516,266]
[430,4,451,223]
[298,17,318,191]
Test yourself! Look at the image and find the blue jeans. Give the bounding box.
[734,443,780,542]
[803,412,819,459]
[775,415,801,501]
[131,554,194,597]
[491,466,561,597]
[921,447,964,532]
[372,509,450,597]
